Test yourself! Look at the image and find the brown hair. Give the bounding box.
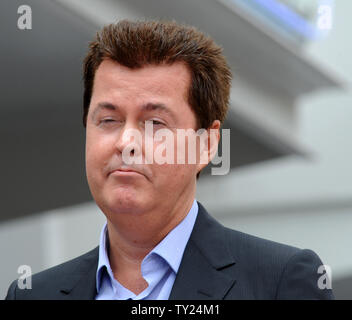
[82,19,232,130]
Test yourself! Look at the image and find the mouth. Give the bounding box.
[109,168,144,178]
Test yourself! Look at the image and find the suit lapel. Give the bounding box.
[59,247,99,300]
[168,238,236,299]
[169,202,237,300]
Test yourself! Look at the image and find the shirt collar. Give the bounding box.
[96,199,199,294]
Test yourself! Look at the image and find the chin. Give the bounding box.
[94,182,152,216]
[105,191,147,215]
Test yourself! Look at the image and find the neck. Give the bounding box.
[105,194,195,292]
[107,196,195,264]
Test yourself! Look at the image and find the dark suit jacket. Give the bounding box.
[5,202,334,300]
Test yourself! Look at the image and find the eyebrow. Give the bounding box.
[91,101,176,121]
[91,102,116,120]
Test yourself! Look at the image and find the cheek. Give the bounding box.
[152,163,196,188]
[86,127,114,158]
[86,141,101,172]
[85,133,112,180]
[149,132,198,182]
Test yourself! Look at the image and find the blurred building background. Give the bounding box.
[0,0,351,299]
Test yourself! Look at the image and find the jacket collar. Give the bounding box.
[59,247,99,299]
[169,202,237,299]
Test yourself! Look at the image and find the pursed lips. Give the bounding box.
[109,167,144,177]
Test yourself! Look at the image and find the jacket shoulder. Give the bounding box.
[224,226,301,263]
[5,246,99,300]
[32,246,98,281]
[222,226,332,299]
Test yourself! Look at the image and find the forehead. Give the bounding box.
[92,59,191,102]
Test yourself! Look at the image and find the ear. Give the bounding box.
[197,120,221,173]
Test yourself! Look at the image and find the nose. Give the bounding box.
[115,123,143,162]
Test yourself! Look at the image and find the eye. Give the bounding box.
[98,118,118,127]
[152,120,164,126]
[144,119,166,129]
[145,119,166,127]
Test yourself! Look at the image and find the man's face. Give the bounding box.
[85,59,203,220]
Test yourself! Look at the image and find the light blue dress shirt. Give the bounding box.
[95,199,198,300]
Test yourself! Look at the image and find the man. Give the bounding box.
[6,19,333,300]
